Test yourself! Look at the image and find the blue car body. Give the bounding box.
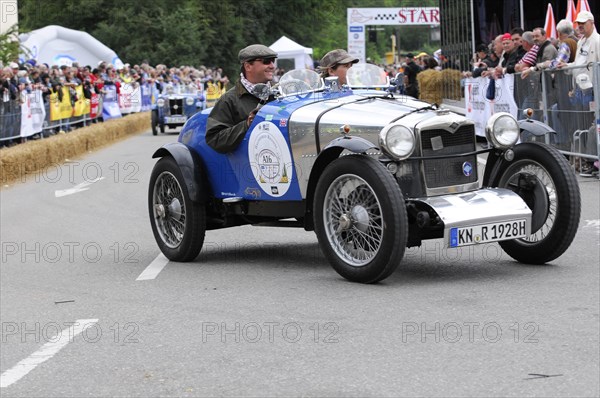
[148,65,580,283]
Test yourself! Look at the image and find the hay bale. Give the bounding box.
[0,112,150,185]
[441,69,463,100]
[417,69,443,105]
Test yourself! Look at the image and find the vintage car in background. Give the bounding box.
[151,84,205,135]
[148,64,581,284]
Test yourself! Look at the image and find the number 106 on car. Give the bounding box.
[450,219,527,247]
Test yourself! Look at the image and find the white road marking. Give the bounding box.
[583,219,600,229]
[583,219,600,245]
[55,177,105,197]
[136,253,170,281]
[0,319,99,388]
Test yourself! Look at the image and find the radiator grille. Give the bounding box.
[169,98,184,115]
[420,125,477,188]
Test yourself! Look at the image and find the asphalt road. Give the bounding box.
[1,130,599,397]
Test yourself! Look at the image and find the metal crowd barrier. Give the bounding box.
[514,62,599,166]
[1,87,107,143]
[0,99,22,141]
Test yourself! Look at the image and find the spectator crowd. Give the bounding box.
[459,10,599,176]
[0,60,230,146]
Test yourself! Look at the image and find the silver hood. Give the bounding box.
[288,93,469,151]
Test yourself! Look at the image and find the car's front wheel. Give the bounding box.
[314,156,408,283]
[491,142,581,264]
[148,157,206,262]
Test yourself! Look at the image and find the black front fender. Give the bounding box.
[152,142,208,203]
[518,119,556,137]
[304,137,378,230]
[323,136,378,153]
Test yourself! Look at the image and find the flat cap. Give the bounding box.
[319,49,359,69]
[238,44,278,63]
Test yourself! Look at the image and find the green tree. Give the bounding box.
[0,25,30,65]
[17,0,440,74]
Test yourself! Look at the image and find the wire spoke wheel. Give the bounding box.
[324,175,384,266]
[492,143,580,264]
[148,156,205,262]
[153,171,186,249]
[499,161,556,243]
[314,155,408,283]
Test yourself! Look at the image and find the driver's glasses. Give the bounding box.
[337,62,353,69]
[253,58,276,65]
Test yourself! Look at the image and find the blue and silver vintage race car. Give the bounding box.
[148,64,580,283]
[151,84,205,135]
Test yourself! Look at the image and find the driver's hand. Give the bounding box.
[246,108,259,127]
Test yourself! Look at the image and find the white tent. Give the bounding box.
[19,25,124,68]
[269,36,313,70]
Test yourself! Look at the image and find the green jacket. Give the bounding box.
[205,81,260,154]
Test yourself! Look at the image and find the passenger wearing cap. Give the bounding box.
[318,49,358,86]
[206,44,277,153]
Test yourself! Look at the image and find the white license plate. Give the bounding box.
[449,219,527,247]
[165,116,186,123]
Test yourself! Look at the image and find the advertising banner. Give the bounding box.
[72,85,89,117]
[130,85,142,113]
[20,92,35,138]
[464,75,518,137]
[48,91,61,121]
[29,90,46,133]
[102,85,122,120]
[90,93,99,119]
[141,83,152,112]
[58,86,73,120]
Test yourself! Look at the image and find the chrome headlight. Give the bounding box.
[485,112,519,148]
[185,97,194,106]
[157,98,165,107]
[379,124,415,160]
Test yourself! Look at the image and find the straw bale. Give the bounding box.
[417,69,443,105]
[441,69,463,100]
[1,112,150,185]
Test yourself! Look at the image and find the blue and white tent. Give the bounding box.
[19,25,124,68]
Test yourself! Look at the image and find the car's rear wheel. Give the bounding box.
[492,143,580,264]
[151,111,158,135]
[314,156,408,283]
[148,157,206,262]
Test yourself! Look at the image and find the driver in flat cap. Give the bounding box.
[206,44,278,153]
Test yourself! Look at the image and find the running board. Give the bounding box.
[252,219,304,228]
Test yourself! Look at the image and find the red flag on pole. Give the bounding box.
[544,3,557,39]
[566,0,577,24]
[576,0,591,14]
